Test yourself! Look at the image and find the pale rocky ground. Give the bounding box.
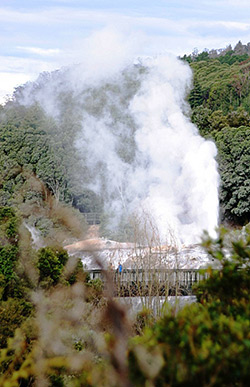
[64,226,215,271]
[25,223,215,271]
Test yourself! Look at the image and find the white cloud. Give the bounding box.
[0,7,112,25]
[197,20,250,31]
[17,46,62,56]
[0,55,57,75]
[215,0,250,7]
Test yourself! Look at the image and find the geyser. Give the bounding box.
[74,55,219,244]
[17,33,219,245]
[129,55,219,244]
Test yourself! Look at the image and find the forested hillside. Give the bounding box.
[0,65,144,237]
[183,41,250,225]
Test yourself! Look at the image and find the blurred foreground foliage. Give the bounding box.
[0,209,249,385]
[128,226,250,386]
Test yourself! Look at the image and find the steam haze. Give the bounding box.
[17,29,219,245]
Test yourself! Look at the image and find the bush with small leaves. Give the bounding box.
[37,247,69,286]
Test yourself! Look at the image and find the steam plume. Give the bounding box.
[16,30,219,245]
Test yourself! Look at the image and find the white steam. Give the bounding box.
[129,55,219,243]
[66,26,144,89]
[16,30,219,245]
[74,54,219,244]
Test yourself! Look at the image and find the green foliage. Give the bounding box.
[227,106,250,127]
[49,374,65,387]
[0,206,19,243]
[128,226,250,386]
[190,61,238,112]
[0,104,71,207]
[134,307,155,335]
[191,106,213,135]
[189,81,204,108]
[0,101,103,219]
[129,303,250,386]
[0,226,249,386]
[182,43,250,66]
[0,245,18,281]
[194,50,209,62]
[86,278,104,305]
[0,298,32,348]
[0,42,249,384]
[67,258,86,285]
[188,56,250,113]
[37,247,69,286]
[195,227,250,315]
[191,111,250,224]
[0,326,36,385]
[188,52,250,225]
[214,126,250,223]
[218,51,249,65]
[0,207,21,300]
[209,109,228,131]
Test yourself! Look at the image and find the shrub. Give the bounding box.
[0,298,32,348]
[37,247,69,286]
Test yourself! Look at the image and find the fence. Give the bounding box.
[87,268,209,297]
[82,212,102,225]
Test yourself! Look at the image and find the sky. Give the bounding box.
[1,0,250,103]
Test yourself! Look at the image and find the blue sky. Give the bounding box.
[1,0,250,102]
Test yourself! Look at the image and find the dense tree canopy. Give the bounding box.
[184,43,250,225]
[0,102,102,214]
[215,126,250,224]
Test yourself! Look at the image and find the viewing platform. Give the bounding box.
[82,212,102,225]
[86,268,210,296]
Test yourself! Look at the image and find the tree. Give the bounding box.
[227,106,250,128]
[214,126,250,224]
[37,247,69,286]
[191,106,213,135]
[210,109,228,131]
[0,207,20,300]
[0,298,32,348]
[188,81,203,108]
